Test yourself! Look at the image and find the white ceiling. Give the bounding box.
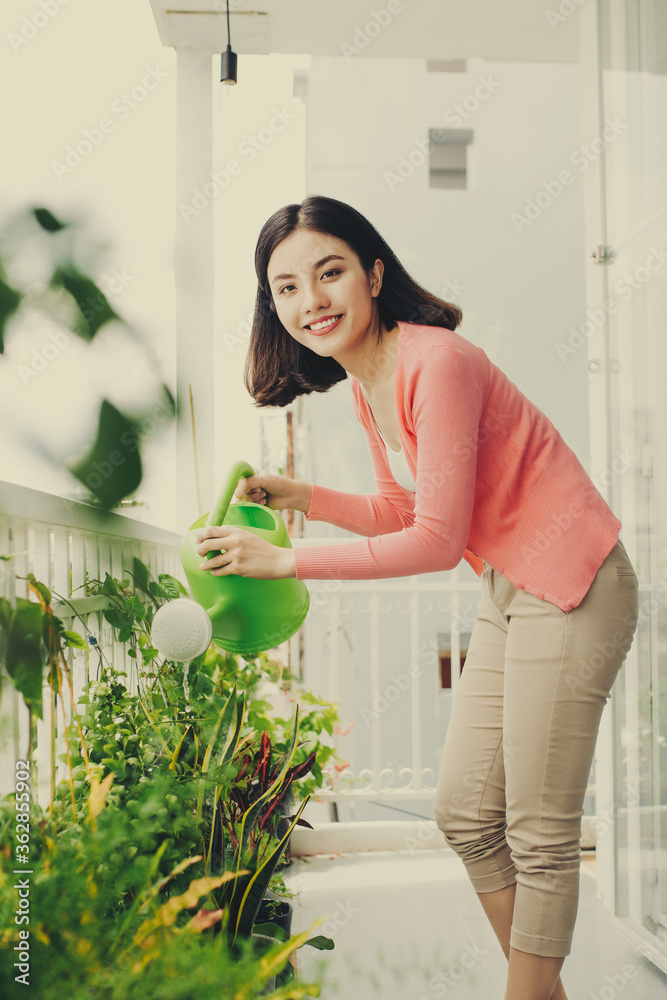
[148,0,582,63]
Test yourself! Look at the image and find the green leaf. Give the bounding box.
[253,920,288,942]
[302,934,335,951]
[62,630,88,649]
[103,609,128,630]
[0,597,13,630]
[7,599,45,716]
[51,264,119,340]
[157,574,187,599]
[124,596,145,621]
[33,206,67,232]
[100,572,119,596]
[0,267,22,355]
[118,623,133,643]
[229,796,311,944]
[132,558,150,594]
[67,400,142,509]
[27,573,51,606]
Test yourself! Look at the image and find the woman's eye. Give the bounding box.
[322,269,341,279]
[279,284,296,294]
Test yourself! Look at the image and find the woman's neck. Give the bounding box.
[338,322,401,394]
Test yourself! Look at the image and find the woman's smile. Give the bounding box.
[304,314,343,334]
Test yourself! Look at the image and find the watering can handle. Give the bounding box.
[205,461,256,527]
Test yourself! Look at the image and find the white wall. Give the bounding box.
[301,55,591,507]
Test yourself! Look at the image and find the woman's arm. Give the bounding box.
[294,347,484,580]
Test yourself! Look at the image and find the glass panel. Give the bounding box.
[599,0,667,964]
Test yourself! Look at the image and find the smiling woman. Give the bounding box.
[243,194,461,407]
[193,193,640,1000]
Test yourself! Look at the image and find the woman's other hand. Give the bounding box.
[195,526,296,579]
[234,471,313,514]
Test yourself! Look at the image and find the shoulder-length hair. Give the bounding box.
[245,194,463,407]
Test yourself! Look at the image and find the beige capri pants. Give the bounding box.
[433,538,639,958]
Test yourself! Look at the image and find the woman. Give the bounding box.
[196,195,639,1000]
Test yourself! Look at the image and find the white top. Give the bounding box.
[383,439,416,492]
[360,384,416,492]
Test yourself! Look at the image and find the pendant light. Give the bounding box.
[220,0,238,85]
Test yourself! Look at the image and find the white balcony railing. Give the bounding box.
[0,485,596,841]
[0,481,183,805]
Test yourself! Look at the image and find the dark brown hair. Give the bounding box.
[245,194,463,406]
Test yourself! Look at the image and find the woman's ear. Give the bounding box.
[370,258,384,297]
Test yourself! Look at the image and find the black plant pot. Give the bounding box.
[251,932,278,994]
[255,897,293,939]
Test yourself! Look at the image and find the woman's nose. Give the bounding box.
[302,280,330,314]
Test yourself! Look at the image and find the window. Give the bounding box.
[438,631,471,689]
[428,128,473,190]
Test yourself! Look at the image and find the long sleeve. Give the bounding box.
[294,347,484,580]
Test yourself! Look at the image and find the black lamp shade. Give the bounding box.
[221,44,238,85]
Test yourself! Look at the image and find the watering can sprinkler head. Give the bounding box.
[151,461,310,661]
[151,599,212,661]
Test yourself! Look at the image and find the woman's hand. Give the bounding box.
[196,526,296,579]
[234,471,313,514]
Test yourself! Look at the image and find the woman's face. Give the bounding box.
[266,229,384,364]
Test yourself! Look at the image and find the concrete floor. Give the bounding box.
[285,848,667,999]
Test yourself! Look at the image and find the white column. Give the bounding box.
[175,49,215,527]
[579,0,615,913]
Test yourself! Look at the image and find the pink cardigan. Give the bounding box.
[293,322,620,613]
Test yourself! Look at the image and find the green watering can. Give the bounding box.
[177,460,310,656]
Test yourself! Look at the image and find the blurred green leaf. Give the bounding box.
[33,206,67,232]
[51,265,119,340]
[7,598,45,716]
[303,934,335,951]
[28,572,52,606]
[132,558,150,595]
[157,574,188,599]
[0,266,22,355]
[68,400,142,509]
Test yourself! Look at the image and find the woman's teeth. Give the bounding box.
[308,316,341,331]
